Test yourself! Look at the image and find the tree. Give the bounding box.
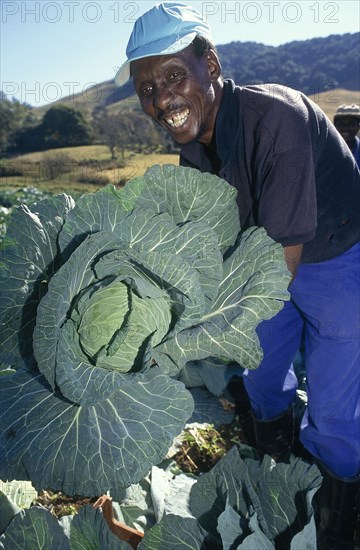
[92,106,171,159]
[0,95,35,155]
[41,105,92,149]
[92,106,130,159]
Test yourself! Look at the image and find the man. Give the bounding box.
[115,3,360,548]
[334,103,360,169]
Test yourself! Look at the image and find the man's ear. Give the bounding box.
[206,50,222,81]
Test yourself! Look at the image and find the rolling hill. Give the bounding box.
[32,32,359,122]
[217,32,360,94]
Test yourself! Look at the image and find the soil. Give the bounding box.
[36,490,98,518]
[170,420,246,475]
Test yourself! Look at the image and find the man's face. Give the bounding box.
[334,116,360,148]
[131,45,222,145]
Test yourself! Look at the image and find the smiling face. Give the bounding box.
[334,116,360,149]
[131,45,223,146]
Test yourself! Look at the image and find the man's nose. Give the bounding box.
[153,83,174,110]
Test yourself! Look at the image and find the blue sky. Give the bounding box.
[1,0,359,106]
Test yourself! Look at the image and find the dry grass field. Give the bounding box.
[1,146,179,196]
[308,88,360,121]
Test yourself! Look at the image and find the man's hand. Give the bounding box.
[284,244,303,281]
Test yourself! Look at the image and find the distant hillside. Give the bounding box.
[33,32,359,120]
[217,33,359,94]
[33,80,136,119]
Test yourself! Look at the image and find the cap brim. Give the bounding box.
[114,31,196,87]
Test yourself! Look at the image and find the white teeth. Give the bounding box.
[165,109,189,128]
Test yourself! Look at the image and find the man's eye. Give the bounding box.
[140,85,152,96]
[169,71,181,80]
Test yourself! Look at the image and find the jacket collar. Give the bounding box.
[215,79,237,165]
[180,79,238,170]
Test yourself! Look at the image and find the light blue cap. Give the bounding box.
[115,2,213,87]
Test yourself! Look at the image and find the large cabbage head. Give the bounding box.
[0,165,291,496]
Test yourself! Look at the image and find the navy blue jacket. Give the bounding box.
[180,79,360,263]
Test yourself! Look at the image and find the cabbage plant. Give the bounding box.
[138,447,322,550]
[0,165,291,496]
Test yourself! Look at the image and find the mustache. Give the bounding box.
[159,103,185,117]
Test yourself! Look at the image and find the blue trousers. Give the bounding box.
[243,242,360,477]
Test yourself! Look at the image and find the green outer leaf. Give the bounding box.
[55,318,132,404]
[152,227,291,371]
[289,513,317,549]
[59,183,222,290]
[212,226,290,319]
[111,479,155,533]
[217,500,244,549]
[0,194,74,367]
[150,464,196,522]
[111,207,223,305]
[190,446,250,536]
[139,515,209,550]
[0,369,193,495]
[0,492,20,536]
[60,194,162,259]
[256,459,322,545]
[58,184,129,260]
[113,208,223,304]
[117,164,240,252]
[81,204,222,310]
[0,506,69,549]
[239,514,275,549]
[33,231,121,390]
[70,505,132,549]
[178,358,242,397]
[189,447,320,549]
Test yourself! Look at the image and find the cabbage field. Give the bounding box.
[0,165,324,549]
